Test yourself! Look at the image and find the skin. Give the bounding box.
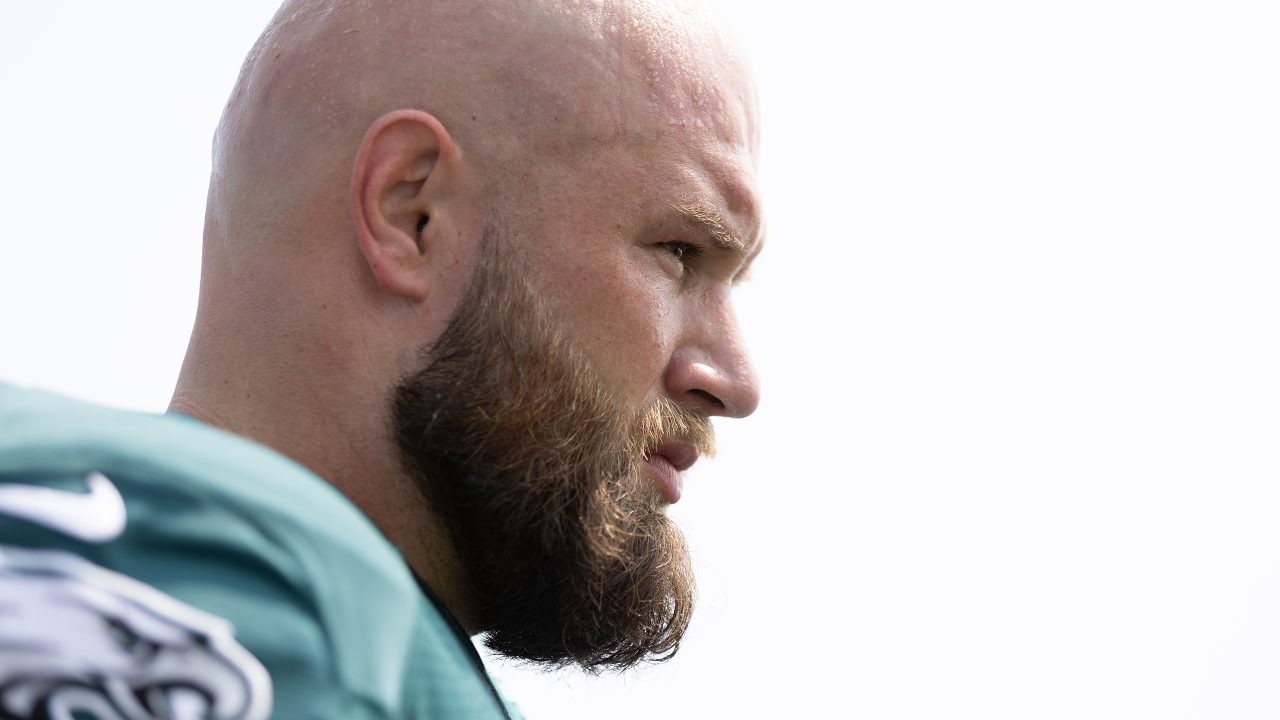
[170,0,763,634]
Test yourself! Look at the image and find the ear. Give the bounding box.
[351,109,461,301]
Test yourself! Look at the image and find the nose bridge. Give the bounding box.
[667,284,760,418]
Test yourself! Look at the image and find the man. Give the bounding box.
[0,0,761,717]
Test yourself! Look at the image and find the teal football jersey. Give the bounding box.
[0,382,522,720]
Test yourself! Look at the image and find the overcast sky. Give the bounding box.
[2,1,1278,717]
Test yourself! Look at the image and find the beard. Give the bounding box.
[392,226,713,671]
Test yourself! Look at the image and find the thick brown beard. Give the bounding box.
[392,228,712,670]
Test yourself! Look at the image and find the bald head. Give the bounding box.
[209,0,754,246]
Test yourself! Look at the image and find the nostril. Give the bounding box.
[690,389,724,409]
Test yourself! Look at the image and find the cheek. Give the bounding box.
[540,250,677,406]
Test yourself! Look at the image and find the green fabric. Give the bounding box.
[0,382,514,720]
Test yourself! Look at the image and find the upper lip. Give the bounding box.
[648,441,700,472]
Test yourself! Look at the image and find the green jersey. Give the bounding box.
[0,382,522,720]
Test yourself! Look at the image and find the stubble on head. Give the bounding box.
[392,222,715,670]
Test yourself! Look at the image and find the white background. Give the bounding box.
[2,1,1278,718]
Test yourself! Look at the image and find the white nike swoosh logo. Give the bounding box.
[0,471,127,543]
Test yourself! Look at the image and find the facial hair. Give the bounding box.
[392,228,714,671]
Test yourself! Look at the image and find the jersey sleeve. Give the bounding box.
[0,465,378,720]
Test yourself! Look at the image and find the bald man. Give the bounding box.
[0,0,761,718]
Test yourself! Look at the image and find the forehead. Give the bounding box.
[620,1,756,154]
[512,120,763,277]
[491,0,757,157]
[501,3,761,233]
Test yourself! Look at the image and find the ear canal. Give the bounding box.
[415,214,429,254]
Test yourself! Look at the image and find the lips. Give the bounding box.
[643,441,700,505]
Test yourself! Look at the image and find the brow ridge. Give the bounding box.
[672,203,746,252]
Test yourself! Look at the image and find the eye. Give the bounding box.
[663,242,704,263]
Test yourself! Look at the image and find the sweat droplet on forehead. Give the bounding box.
[607,0,743,139]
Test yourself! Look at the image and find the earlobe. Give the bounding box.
[351,110,459,302]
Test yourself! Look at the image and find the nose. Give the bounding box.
[663,292,760,418]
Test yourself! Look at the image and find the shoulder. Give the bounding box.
[0,383,421,718]
[0,382,412,615]
[0,383,512,720]
[0,382,375,539]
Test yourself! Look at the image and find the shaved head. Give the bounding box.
[209,0,754,247]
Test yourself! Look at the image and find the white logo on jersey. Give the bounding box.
[0,471,126,543]
[0,545,273,720]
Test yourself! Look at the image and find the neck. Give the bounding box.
[169,312,483,633]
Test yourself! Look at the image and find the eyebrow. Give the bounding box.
[672,204,747,252]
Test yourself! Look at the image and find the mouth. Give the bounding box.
[643,441,700,505]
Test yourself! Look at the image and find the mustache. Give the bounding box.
[632,396,717,460]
